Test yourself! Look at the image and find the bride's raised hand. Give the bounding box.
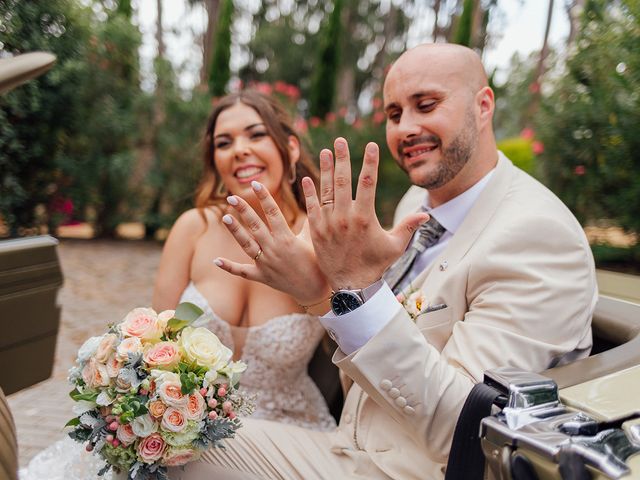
[214,181,332,308]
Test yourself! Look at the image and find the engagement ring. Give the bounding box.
[253,248,263,261]
[322,200,335,206]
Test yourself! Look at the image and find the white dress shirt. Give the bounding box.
[320,169,495,355]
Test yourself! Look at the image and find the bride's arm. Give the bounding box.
[152,209,207,311]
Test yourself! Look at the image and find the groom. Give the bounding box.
[176,43,597,479]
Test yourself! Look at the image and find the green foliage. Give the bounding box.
[535,0,640,236]
[309,0,343,118]
[453,0,474,47]
[209,0,233,96]
[497,137,536,176]
[0,0,92,235]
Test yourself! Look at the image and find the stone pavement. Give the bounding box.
[7,239,162,469]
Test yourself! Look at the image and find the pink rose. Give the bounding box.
[106,353,123,378]
[121,308,162,342]
[116,423,137,446]
[137,432,166,463]
[143,342,181,370]
[94,334,118,363]
[161,448,198,467]
[157,381,188,408]
[82,358,110,389]
[185,392,206,420]
[161,407,187,432]
[116,336,143,361]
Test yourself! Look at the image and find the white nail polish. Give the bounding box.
[251,181,262,191]
[222,214,233,224]
[213,258,223,267]
[226,196,238,206]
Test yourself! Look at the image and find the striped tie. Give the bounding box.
[384,213,446,294]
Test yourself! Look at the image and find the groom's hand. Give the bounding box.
[302,138,429,290]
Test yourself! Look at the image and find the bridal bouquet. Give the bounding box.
[66,303,254,479]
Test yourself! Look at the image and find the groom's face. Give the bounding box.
[383,48,480,191]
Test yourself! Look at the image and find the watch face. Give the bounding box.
[331,291,363,315]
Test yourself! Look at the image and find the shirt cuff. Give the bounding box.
[319,283,402,355]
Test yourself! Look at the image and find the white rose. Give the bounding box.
[77,336,103,362]
[150,370,180,386]
[179,327,231,370]
[219,361,247,387]
[131,413,158,438]
[157,310,175,330]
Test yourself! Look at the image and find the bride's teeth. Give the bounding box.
[236,167,263,179]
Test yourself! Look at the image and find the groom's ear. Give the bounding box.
[287,135,301,166]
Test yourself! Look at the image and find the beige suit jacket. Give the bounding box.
[331,153,597,479]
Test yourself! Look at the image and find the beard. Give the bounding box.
[396,112,478,190]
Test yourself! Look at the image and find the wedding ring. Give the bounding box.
[322,199,335,206]
[253,248,263,261]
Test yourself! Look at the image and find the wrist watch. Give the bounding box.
[330,279,384,316]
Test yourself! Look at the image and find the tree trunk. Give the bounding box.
[200,0,221,87]
[565,0,586,48]
[336,5,355,109]
[526,0,554,125]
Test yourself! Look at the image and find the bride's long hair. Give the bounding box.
[195,90,319,224]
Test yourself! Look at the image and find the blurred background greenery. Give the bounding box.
[0,0,638,271]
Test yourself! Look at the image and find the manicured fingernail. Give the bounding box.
[251,181,262,191]
[222,214,233,224]
[213,258,223,267]
[335,138,346,153]
[367,142,378,154]
[226,196,238,206]
[320,150,331,162]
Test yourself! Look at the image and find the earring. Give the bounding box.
[215,181,228,196]
[288,163,297,184]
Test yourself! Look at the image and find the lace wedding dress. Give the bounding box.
[20,282,336,480]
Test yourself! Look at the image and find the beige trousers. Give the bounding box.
[167,418,392,480]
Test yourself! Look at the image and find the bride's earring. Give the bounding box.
[288,163,297,184]
[216,181,228,196]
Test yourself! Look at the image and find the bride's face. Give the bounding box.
[213,102,286,202]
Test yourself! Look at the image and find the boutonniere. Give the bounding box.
[396,286,428,321]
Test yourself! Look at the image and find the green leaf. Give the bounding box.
[69,388,99,403]
[65,417,81,427]
[166,318,191,331]
[174,302,204,323]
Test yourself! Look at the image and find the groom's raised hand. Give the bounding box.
[302,137,429,290]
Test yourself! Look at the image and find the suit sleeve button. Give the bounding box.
[395,396,407,408]
[403,406,415,416]
[388,388,400,398]
[380,379,392,391]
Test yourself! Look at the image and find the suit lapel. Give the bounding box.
[419,153,516,293]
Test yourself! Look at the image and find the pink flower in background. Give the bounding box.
[294,117,308,133]
[309,117,321,128]
[338,107,348,117]
[274,80,287,93]
[255,82,273,95]
[574,165,586,176]
[529,82,540,94]
[285,84,300,99]
[372,111,386,125]
[520,128,535,140]
[353,118,363,130]
[532,141,545,155]
[372,97,383,109]
[325,112,337,123]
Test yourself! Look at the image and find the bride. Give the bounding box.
[21,90,336,480]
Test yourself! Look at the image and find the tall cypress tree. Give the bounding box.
[309,0,343,118]
[208,0,233,97]
[453,0,474,47]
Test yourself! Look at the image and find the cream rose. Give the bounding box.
[121,308,163,342]
[161,448,198,467]
[116,336,143,362]
[157,381,188,408]
[185,392,206,420]
[137,432,165,463]
[143,342,181,370]
[161,407,187,433]
[179,327,232,370]
[148,400,167,419]
[116,423,137,446]
[157,310,175,331]
[77,336,103,362]
[94,334,118,363]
